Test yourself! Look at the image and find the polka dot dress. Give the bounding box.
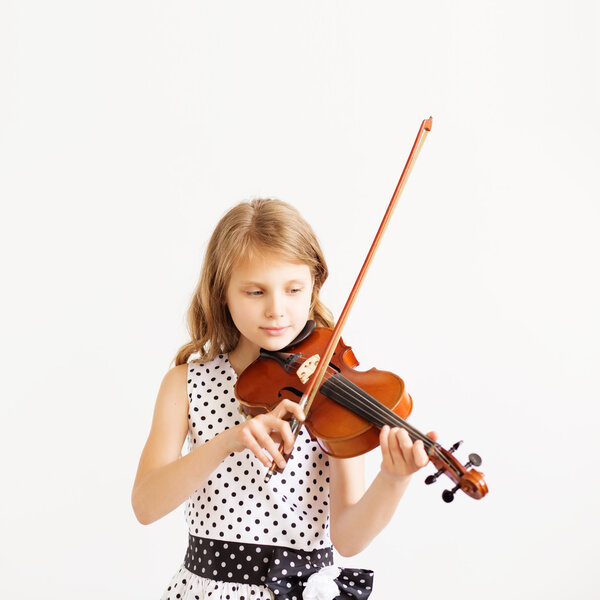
[161,355,332,600]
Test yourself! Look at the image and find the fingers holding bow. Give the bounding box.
[232,399,305,470]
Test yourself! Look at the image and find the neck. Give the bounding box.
[228,340,260,375]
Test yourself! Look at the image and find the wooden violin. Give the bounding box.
[235,321,488,502]
[235,117,489,502]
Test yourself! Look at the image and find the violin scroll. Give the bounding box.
[425,440,488,502]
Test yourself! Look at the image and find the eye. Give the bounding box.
[289,287,303,294]
[245,290,263,296]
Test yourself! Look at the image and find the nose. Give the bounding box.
[265,293,284,319]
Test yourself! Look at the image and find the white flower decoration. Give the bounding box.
[302,565,341,600]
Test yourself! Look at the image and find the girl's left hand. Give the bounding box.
[379,425,438,480]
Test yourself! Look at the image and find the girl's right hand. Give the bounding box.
[228,399,305,470]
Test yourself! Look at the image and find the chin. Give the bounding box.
[260,339,291,352]
[259,332,298,352]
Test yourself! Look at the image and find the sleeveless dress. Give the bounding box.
[161,354,357,600]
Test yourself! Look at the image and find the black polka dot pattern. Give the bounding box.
[184,355,331,550]
[162,566,272,600]
[162,355,333,599]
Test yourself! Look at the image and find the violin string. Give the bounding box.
[295,355,428,442]
[292,355,447,464]
[320,373,446,462]
[330,377,448,465]
[323,374,425,438]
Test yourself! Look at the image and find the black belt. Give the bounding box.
[184,534,334,586]
[183,534,373,599]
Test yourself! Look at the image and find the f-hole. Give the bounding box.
[278,386,303,400]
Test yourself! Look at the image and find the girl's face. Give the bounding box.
[226,252,314,358]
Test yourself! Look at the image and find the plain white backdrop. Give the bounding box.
[2,1,599,598]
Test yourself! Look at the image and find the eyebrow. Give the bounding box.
[238,279,308,286]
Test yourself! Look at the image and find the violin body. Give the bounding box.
[235,323,488,501]
[234,119,489,501]
[235,326,413,458]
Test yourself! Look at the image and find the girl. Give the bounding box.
[132,198,435,600]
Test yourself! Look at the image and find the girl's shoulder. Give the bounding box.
[158,363,189,399]
[160,359,208,397]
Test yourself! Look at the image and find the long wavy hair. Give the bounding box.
[173,198,334,366]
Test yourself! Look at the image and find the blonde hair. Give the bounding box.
[174,198,334,365]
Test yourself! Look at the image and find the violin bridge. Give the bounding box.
[297,354,320,384]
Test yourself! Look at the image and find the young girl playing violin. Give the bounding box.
[132,198,435,600]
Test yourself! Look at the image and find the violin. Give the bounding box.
[235,321,488,503]
[235,117,488,502]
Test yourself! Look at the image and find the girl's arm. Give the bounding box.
[328,426,435,557]
[131,364,230,524]
[131,365,305,525]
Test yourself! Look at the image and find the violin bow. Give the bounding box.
[264,117,433,482]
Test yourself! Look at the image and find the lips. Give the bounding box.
[261,326,290,336]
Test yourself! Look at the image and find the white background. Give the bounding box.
[2,1,599,598]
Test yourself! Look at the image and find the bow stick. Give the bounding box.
[265,117,433,482]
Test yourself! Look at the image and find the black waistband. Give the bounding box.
[184,534,334,586]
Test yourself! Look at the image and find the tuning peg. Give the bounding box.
[464,453,482,469]
[442,483,461,503]
[441,454,483,502]
[425,440,462,485]
[449,440,463,453]
[425,468,445,485]
[425,441,465,485]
